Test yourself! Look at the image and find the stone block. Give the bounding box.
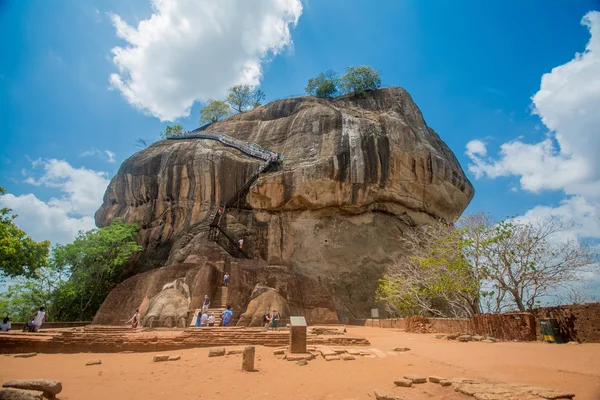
[472,335,484,341]
[208,348,225,357]
[2,380,62,399]
[284,353,313,361]
[435,334,446,339]
[0,388,43,400]
[446,334,459,340]
[242,346,255,371]
[86,359,102,366]
[457,335,473,342]
[273,349,286,355]
[168,355,181,361]
[393,347,410,352]
[340,354,355,361]
[324,355,340,361]
[296,360,309,366]
[227,349,243,355]
[439,380,452,387]
[394,378,412,387]
[153,355,170,362]
[373,390,402,400]
[290,325,307,353]
[403,374,426,384]
[429,375,446,383]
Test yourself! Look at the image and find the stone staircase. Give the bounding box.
[190,285,230,327]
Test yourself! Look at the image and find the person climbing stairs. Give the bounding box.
[207,285,229,326]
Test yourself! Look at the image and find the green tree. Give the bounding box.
[0,187,50,277]
[160,124,184,139]
[226,85,264,112]
[305,70,339,98]
[199,99,231,124]
[50,218,142,320]
[340,65,381,96]
[252,89,265,109]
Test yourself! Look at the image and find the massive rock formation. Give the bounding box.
[94,87,473,322]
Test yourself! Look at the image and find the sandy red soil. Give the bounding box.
[1,326,599,400]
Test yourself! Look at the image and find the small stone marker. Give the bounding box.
[403,374,426,384]
[14,353,37,358]
[428,375,446,383]
[0,388,43,400]
[394,378,413,387]
[208,347,225,357]
[242,346,255,371]
[289,316,307,354]
[2,379,62,400]
[373,390,401,400]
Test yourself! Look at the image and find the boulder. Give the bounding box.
[236,286,290,327]
[208,348,225,357]
[2,380,62,399]
[94,87,473,321]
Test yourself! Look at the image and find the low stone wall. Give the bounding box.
[8,322,91,331]
[532,302,600,343]
[347,319,405,329]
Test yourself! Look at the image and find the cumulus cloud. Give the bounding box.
[466,11,600,238]
[81,148,117,163]
[105,150,116,163]
[108,0,303,121]
[0,160,110,245]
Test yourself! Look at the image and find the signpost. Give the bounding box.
[371,308,379,328]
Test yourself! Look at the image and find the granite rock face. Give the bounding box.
[95,87,473,320]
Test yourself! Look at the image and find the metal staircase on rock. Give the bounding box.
[167,129,282,259]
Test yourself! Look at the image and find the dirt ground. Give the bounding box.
[1,326,599,400]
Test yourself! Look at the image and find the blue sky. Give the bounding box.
[1,1,600,296]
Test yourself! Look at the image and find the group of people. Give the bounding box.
[262,309,281,330]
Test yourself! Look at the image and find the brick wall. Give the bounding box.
[532,302,600,343]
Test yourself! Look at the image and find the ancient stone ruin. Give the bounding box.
[93,87,474,326]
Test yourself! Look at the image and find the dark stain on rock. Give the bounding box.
[336,133,350,182]
[362,134,378,184]
[377,136,390,186]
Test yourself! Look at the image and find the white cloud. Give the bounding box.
[105,150,116,163]
[81,148,117,163]
[108,0,303,121]
[0,160,110,245]
[466,11,600,238]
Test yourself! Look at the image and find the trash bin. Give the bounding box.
[540,319,563,344]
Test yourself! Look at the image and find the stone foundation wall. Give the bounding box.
[532,302,600,343]
[9,322,90,330]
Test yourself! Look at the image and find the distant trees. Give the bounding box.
[160,124,183,139]
[305,65,381,98]
[199,99,231,124]
[377,212,599,317]
[0,187,50,278]
[226,85,265,112]
[305,70,339,98]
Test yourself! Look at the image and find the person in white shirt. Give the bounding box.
[0,316,11,332]
[26,307,48,332]
[200,312,209,326]
[207,313,216,327]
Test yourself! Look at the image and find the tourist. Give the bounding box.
[237,239,244,250]
[200,312,209,327]
[202,295,211,313]
[223,273,230,287]
[195,311,202,327]
[271,309,280,330]
[0,316,10,332]
[207,313,216,327]
[125,308,140,329]
[221,305,233,327]
[263,310,271,330]
[26,307,48,332]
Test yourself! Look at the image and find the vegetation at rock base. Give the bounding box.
[0,187,50,278]
[340,65,381,95]
[226,85,265,112]
[199,99,231,124]
[305,70,340,98]
[160,124,184,139]
[0,219,142,321]
[377,212,599,317]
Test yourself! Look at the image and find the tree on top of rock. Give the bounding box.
[199,99,231,124]
[341,65,381,96]
[0,187,50,278]
[226,85,264,112]
[160,124,183,139]
[305,70,339,98]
